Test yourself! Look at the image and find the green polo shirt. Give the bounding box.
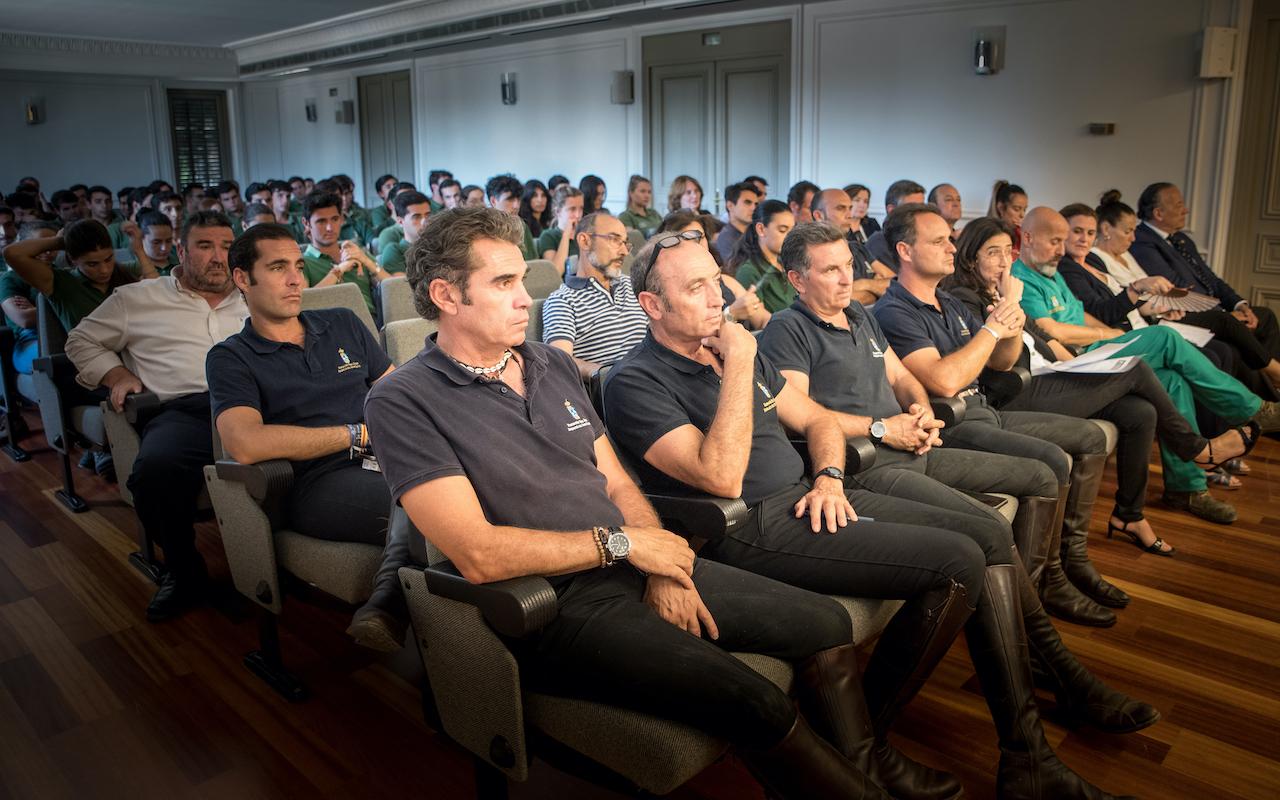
[0,270,38,336]
[108,220,129,250]
[369,204,393,235]
[429,199,444,213]
[302,244,375,316]
[47,268,123,332]
[1011,259,1085,325]
[378,239,410,274]
[736,256,796,314]
[617,207,662,237]
[376,224,403,254]
[535,227,578,259]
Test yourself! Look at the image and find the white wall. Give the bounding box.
[240,74,362,188]
[413,33,636,213]
[0,71,169,193]
[800,0,1222,224]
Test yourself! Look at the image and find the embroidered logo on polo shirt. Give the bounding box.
[955,315,971,337]
[868,337,885,358]
[564,400,592,432]
[757,381,777,413]
[337,347,363,373]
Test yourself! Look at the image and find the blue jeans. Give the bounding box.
[11,329,37,374]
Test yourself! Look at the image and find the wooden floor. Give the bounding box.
[0,408,1277,800]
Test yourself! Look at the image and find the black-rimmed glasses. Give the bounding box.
[636,229,704,293]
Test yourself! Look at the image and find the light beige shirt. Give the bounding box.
[66,271,248,401]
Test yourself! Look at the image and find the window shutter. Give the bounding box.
[168,90,231,187]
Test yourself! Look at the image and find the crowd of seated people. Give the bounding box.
[3,165,1279,800]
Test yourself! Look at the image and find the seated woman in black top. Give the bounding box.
[943,218,1253,532]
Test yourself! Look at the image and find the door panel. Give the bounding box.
[719,58,783,200]
[649,64,714,202]
[358,70,414,207]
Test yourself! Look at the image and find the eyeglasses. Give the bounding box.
[586,232,632,249]
[636,229,704,293]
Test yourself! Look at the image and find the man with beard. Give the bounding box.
[541,213,648,379]
[66,211,248,621]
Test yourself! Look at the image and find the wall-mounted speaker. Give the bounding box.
[611,71,634,105]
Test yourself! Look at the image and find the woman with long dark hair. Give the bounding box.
[579,174,607,216]
[842,183,878,239]
[519,180,551,238]
[987,180,1028,257]
[729,200,796,314]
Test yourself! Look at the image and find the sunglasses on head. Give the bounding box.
[637,229,704,292]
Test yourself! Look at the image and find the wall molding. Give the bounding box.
[0,31,235,61]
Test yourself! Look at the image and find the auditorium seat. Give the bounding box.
[30,296,106,513]
[302,283,378,339]
[378,275,416,328]
[0,328,32,462]
[383,317,436,366]
[523,259,561,300]
[527,298,545,342]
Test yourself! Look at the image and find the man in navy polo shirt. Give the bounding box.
[872,204,1118,630]
[207,223,409,652]
[365,207,915,798]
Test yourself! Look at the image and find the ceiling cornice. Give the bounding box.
[0,30,238,78]
[0,30,235,61]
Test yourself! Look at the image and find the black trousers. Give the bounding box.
[127,393,215,574]
[519,558,853,750]
[1003,360,1208,520]
[942,399,1106,484]
[702,483,989,599]
[1183,306,1280,369]
[288,462,391,545]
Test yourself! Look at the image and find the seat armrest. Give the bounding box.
[930,396,967,428]
[979,366,1030,408]
[787,435,878,476]
[423,561,558,638]
[123,391,162,425]
[31,352,79,385]
[646,492,750,541]
[214,459,294,503]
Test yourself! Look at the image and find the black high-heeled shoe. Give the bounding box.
[1107,519,1175,557]
[1193,421,1260,470]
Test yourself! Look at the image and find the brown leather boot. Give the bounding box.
[742,713,891,800]
[965,563,1134,800]
[861,581,972,799]
[1059,453,1130,608]
[1010,495,1058,585]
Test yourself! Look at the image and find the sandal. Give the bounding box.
[1205,466,1241,490]
[1222,457,1250,476]
[1107,518,1175,557]
[1193,421,1261,470]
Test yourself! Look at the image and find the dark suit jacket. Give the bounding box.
[1129,224,1242,309]
[1059,255,1141,329]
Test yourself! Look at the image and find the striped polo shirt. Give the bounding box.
[541,273,649,366]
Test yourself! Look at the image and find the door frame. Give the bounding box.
[647,62,716,197]
[628,5,802,191]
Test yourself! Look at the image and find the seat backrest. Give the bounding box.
[37,295,68,356]
[301,283,378,339]
[523,260,561,300]
[379,275,417,327]
[626,228,645,252]
[384,318,438,366]
[527,298,545,343]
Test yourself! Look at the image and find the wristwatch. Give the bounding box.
[869,419,887,445]
[603,526,630,565]
[815,466,845,482]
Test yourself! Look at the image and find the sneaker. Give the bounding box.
[1162,489,1236,524]
[93,451,116,483]
[346,606,407,653]
[78,450,95,470]
[1252,400,1280,434]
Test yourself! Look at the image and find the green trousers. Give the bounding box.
[1089,325,1261,492]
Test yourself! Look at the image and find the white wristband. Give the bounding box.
[980,324,1000,341]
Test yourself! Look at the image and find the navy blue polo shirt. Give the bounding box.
[872,280,983,393]
[206,307,391,483]
[864,231,895,273]
[364,336,624,587]
[759,300,901,421]
[603,331,804,507]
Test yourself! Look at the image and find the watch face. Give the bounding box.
[606,532,631,559]
[870,420,887,438]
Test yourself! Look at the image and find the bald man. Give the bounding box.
[810,188,894,305]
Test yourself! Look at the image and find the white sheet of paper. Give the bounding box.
[1030,343,1140,376]
[1157,320,1215,347]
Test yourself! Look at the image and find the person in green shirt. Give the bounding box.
[215,180,245,225]
[486,174,539,260]
[1011,206,1278,529]
[114,211,178,278]
[616,174,663,237]
[731,200,797,313]
[373,182,421,254]
[87,185,122,228]
[377,190,431,275]
[299,190,389,318]
[2,218,142,335]
[241,203,277,231]
[537,184,584,275]
[439,178,464,211]
[367,173,399,235]
[1,221,60,374]
[428,169,454,213]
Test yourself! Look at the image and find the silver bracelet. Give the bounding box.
[980,324,1000,341]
